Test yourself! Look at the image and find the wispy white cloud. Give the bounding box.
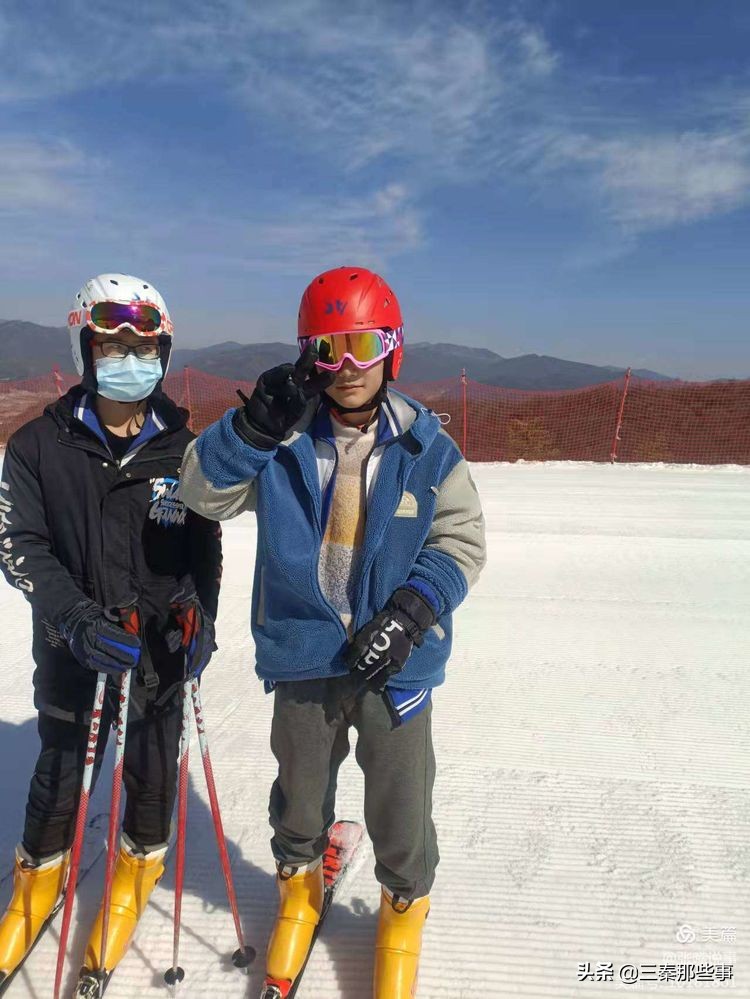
[0,139,88,213]
[2,0,750,266]
[163,181,423,277]
[508,21,560,77]
[542,127,750,235]
[0,1,543,177]
[586,132,750,230]
[155,1,515,177]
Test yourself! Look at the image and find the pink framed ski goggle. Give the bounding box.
[298,327,403,372]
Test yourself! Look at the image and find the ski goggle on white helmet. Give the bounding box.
[67,273,173,377]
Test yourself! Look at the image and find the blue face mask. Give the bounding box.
[94,354,163,402]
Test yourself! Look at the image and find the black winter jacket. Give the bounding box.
[0,386,222,721]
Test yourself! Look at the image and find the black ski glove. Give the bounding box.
[232,340,335,449]
[345,587,437,693]
[165,599,217,679]
[60,600,141,677]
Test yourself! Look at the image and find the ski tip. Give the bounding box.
[329,819,364,844]
[331,819,364,832]
[163,966,185,985]
[232,944,256,968]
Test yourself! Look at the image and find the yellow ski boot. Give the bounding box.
[263,858,324,997]
[81,836,167,975]
[373,887,430,998]
[0,846,69,984]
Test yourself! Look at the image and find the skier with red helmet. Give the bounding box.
[181,266,486,997]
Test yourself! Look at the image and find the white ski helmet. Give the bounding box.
[67,273,174,386]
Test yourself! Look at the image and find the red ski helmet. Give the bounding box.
[297,266,404,380]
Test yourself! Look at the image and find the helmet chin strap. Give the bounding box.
[80,328,98,394]
[324,377,387,415]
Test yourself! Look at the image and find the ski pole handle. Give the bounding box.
[117,605,140,637]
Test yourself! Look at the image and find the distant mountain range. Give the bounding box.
[0,319,675,389]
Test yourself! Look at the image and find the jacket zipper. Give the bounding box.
[285,442,347,639]
[59,434,184,469]
[352,440,414,632]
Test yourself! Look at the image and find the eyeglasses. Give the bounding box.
[87,301,170,336]
[95,340,161,360]
[298,329,393,371]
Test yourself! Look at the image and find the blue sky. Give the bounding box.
[1,0,749,379]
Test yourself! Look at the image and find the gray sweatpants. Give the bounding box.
[268,673,439,899]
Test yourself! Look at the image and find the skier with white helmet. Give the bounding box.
[0,274,222,987]
[180,266,486,997]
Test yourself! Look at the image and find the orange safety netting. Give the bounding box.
[0,367,748,464]
[614,376,750,464]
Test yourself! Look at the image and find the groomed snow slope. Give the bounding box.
[1,463,748,998]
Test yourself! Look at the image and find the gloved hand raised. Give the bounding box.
[232,341,335,449]
[345,587,437,693]
[165,599,217,679]
[60,600,141,676]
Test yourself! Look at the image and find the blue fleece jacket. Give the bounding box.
[180,390,486,689]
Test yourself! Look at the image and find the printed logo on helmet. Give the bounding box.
[324,300,347,316]
[68,310,83,327]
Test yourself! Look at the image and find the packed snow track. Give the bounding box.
[1,462,747,997]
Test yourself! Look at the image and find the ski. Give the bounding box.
[70,835,176,999]
[0,812,108,997]
[71,968,113,998]
[260,819,364,999]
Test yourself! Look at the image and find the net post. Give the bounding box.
[609,367,632,463]
[461,368,468,457]
[183,365,193,431]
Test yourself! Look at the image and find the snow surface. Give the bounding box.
[0,462,748,997]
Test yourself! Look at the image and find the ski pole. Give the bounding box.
[96,666,132,989]
[163,679,192,988]
[91,605,139,994]
[190,679,255,968]
[53,675,107,999]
